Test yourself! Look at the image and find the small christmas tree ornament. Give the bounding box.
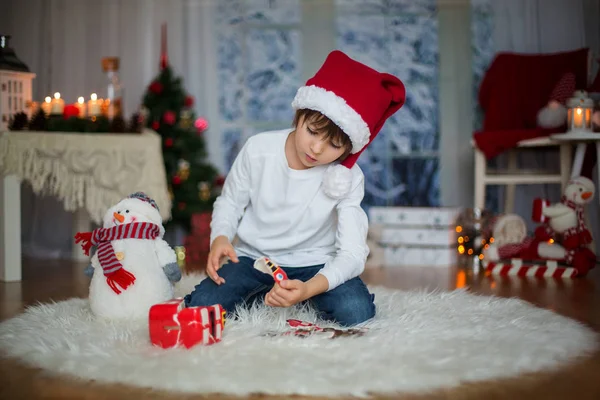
[195,117,209,133]
[177,159,190,181]
[179,110,193,129]
[199,182,211,201]
[163,110,176,125]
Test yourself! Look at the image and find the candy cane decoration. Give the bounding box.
[484,259,578,278]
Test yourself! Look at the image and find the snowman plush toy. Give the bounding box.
[485,177,597,275]
[75,192,181,319]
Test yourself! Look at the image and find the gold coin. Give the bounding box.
[115,252,125,261]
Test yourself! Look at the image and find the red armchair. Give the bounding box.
[473,48,589,159]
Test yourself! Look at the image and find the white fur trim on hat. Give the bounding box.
[322,164,353,199]
[292,85,370,154]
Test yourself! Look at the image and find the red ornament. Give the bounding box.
[184,96,194,108]
[152,121,160,130]
[149,81,163,94]
[163,110,176,125]
[165,137,174,147]
[63,104,79,120]
[214,175,225,187]
[172,175,181,185]
[195,117,209,132]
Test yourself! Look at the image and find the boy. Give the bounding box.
[184,50,405,326]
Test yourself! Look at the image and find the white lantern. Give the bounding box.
[0,35,36,131]
[566,90,594,133]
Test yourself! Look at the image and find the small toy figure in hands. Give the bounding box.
[75,192,181,319]
[253,257,309,308]
[183,51,405,326]
[254,257,288,283]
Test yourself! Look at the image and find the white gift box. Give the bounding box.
[368,206,462,228]
[379,226,455,246]
[366,207,461,267]
[367,243,457,267]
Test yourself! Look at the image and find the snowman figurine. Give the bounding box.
[75,192,181,319]
[534,176,595,249]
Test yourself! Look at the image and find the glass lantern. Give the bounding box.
[0,35,35,130]
[101,57,123,119]
[566,90,594,133]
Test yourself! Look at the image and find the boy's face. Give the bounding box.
[292,116,348,169]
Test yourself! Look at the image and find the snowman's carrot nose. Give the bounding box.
[113,212,125,223]
[582,191,593,200]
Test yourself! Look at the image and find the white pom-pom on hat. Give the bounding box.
[322,164,353,199]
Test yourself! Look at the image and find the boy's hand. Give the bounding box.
[265,279,309,307]
[206,236,239,285]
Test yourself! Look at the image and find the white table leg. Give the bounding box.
[504,150,517,213]
[559,143,572,191]
[72,208,91,262]
[571,143,587,177]
[474,148,486,209]
[0,175,22,282]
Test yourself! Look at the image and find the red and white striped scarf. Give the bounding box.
[560,196,586,237]
[88,222,160,275]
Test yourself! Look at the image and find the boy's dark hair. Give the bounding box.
[293,109,353,160]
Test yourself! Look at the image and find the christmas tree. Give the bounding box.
[141,25,220,231]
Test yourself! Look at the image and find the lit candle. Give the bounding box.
[75,96,86,118]
[50,92,64,114]
[27,100,39,117]
[573,107,583,128]
[41,96,52,115]
[88,93,101,117]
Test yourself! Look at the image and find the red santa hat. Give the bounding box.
[291,50,406,198]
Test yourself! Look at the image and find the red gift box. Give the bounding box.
[532,198,550,223]
[149,298,225,349]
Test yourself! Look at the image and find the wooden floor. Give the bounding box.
[1,257,599,400]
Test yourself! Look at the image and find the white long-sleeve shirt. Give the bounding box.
[210,129,369,291]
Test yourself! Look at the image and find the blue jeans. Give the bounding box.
[184,256,375,326]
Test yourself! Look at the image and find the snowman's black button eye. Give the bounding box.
[126,210,129,213]
[579,188,583,191]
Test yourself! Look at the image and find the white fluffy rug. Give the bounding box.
[0,274,598,397]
